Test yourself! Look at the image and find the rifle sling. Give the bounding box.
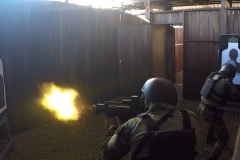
[179,110,191,130]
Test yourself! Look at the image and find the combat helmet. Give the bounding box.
[219,63,236,80]
[141,78,177,105]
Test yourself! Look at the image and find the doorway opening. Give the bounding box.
[173,25,183,85]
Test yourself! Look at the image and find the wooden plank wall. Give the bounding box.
[0,1,148,134]
[175,28,183,73]
[118,25,152,96]
[183,10,220,100]
[152,11,183,24]
[151,9,221,101]
[226,9,240,34]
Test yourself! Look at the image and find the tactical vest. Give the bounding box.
[131,109,196,160]
[200,72,228,104]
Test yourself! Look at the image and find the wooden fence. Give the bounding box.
[0,1,148,134]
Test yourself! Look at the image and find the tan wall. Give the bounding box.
[175,28,183,73]
[152,25,174,82]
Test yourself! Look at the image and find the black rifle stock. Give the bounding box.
[92,95,146,123]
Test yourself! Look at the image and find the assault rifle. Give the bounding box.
[92,95,146,123]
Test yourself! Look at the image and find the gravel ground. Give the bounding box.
[3,84,240,160]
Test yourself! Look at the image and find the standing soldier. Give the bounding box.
[199,63,240,160]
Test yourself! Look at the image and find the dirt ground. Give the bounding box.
[2,72,240,160]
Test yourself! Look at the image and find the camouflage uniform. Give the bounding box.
[102,103,200,160]
[198,74,240,160]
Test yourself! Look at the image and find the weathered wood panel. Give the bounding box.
[121,12,148,25]
[226,9,240,34]
[184,42,219,72]
[184,41,220,100]
[184,10,219,40]
[118,25,152,96]
[175,28,183,73]
[152,11,183,24]
[0,1,148,134]
[184,10,220,100]
[152,9,220,100]
[175,45,183,73]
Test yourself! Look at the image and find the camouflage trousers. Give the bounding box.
[198,104,229,160]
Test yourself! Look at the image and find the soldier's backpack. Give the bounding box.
[200,71,228,103]
[131,109,196,160]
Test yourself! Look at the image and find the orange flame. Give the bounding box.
[39,83,80,121]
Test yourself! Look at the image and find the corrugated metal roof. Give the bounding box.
[151,0,240,8]
[120,1,240,15]
[120,0,240,13]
